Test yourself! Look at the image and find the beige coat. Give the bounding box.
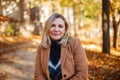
[34,36,88,80]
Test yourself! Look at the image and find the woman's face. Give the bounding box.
[49,18,66,41]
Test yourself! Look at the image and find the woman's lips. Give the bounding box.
[52,33,59,36]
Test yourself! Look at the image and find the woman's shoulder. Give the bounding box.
[67,36,81,47]
[68,36,80,43]
[37,43,43,49]
[38,43,49,49]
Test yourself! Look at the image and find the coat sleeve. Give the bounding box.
[70,38,88,80]
[34,45,46,80]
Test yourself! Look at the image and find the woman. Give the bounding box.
[34,13,88,80]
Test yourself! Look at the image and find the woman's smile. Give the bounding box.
[52,33,59,36]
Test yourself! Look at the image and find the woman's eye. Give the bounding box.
[59,25,63,28]
[51,24,56,27]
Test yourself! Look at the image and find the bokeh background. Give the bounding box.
[0,0,120,80]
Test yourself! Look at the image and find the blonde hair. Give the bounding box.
[41,13,69,48]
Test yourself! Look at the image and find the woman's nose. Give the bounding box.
[54,26,59,31]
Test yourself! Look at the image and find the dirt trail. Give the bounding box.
[0,47,37,80]
[0,35,41,80]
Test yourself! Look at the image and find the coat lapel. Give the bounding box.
[61,45,67,67]
[43,47,50,80]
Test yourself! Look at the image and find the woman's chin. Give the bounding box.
[51,37,61,41]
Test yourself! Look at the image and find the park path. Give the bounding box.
[0,35,41,80]
[0,46,37,80]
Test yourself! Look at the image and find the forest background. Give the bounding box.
[0,0,120,80]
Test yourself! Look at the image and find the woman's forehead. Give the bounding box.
[52,18,64,24]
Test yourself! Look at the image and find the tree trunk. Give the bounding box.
[79,4,83,29]
[19,0,30,22]
[72,6,75,36]
[0,0,2,14]
[73,4,80,36]
[30,7,39,21]
[102,0,110,54]
[112,15,118,48]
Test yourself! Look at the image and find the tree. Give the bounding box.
[110,0,120,48]
[19,0,30,22]
[0,0,2,14]
[102,0,110,54]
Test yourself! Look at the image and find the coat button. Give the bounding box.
[63,74,66,77]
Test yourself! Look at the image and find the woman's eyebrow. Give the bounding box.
[51,23,55,25]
